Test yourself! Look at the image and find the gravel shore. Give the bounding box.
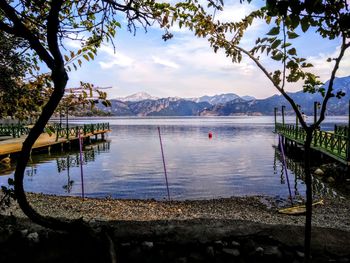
[2,194,349,231]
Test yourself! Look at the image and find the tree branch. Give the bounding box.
[0,0,55,69]
[234,44,307,128]
[316,36,350,127]
[47,0,65,66]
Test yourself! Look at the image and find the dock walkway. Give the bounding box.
[0,123,110,156]
[275,122,350,165]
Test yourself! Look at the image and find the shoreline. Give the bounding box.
[2,193,349,231]
[1,193,350,262]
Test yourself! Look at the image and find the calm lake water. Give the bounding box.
[0,116,348,200]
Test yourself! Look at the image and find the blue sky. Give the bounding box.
[64,0,350,99]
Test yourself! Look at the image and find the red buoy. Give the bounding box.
[208,131,213,139]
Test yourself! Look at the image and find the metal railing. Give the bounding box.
[275,123,349,161]
[53,123,110,141]
[0,124,31,138]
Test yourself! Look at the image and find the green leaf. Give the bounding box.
[266,27,280,36]
[88,52,94,60]
[271,39,282,49]
[300,17,310,32]
[281,43,292,48]
[287,48,297,55]
[287,31,299,39]
[271,53,283,61]
[83,54,90,61]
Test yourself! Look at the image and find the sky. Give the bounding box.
[64,0,350,100]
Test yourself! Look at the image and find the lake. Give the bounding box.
[0,116,347,201]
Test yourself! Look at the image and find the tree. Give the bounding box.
[167,0,349,261]
[0,0,171,249]
[0,31,40,121]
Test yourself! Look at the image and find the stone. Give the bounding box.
[264,246,282,258]
[222,248,240,257]
[255,246,264,255]
[327,176,335,183]
[231,241,240,248]
[314,168,324,176]
[214,240,224,250]
[296,251,305,258]
[205,246,215,257]
[20,229,28,237]
[189,252,204,262]
[141,241,154,250]
[175,257,187,263]
[27,232,39,243]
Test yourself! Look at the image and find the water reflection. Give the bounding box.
[0,117,345,200]
[273,146,339,201]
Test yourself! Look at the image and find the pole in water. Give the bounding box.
[158,126,170,201]
[279,135,293,205]
[78,131,85,199]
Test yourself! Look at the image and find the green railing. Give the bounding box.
[53,123,110,141]
[334,125,349,137]
[0,124,31,138]
[275,123,349,162]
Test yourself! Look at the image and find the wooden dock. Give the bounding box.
[275,122,350,165]
[0,123,110,157]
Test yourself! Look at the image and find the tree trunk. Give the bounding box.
[304,129,313,263]
[12,68,81,230]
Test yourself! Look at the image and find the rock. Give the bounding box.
[189,252,204,262]
[27,232,39,243]
[214,240,224,250]
[264,246,282,258]
[175,257,187,263]
[296,251,305,259]
[243,239,256,253]
[141,241,154,250]
[314,168,324,176]
[205,246,215,257]
[255,247,264,256]
[222,248,240,257]
[327,177,335,183]
[0,230,9,243]
[231,241,240,248]
[20,229,28,237]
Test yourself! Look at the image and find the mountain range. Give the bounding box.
[96,75,350,116]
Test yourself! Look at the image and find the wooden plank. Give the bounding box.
[0,129,110,156]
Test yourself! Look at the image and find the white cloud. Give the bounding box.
[152,56,180,69]
[98,45,134,69]
[307,45,350,81]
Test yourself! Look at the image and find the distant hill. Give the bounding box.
[95,75,350,116]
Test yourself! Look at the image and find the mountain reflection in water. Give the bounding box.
[0,116,346,200]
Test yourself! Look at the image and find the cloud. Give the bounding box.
[307,44,350,81]
[98,45,134,69]
[152,56,180,69]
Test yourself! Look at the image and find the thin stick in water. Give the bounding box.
[279,135,293,205]
[158,126,170,201]
[78,131,85,199]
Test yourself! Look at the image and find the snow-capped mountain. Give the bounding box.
[115,92,159,102]
[190,93,254,105]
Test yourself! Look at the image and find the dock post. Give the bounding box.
[347,100,350,162]
[296,104,300,128]
[274,107,277,132]
[281,105,285,126]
